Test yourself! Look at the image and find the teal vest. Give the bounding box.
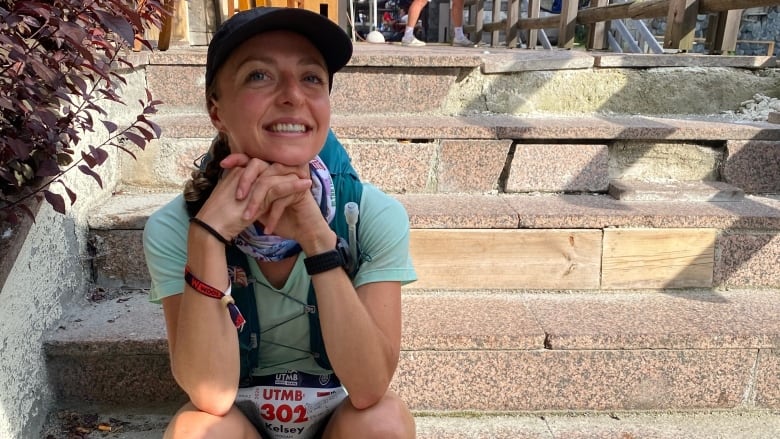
[224,130,363,384]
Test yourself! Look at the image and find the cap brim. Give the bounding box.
[207,8,353,87]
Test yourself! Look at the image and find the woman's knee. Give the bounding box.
[325,391,415,439]
[164,402,262,439]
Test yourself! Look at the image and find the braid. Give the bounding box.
[183,133,230,217]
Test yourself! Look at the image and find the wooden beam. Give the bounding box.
[578,0,780,25]
[700,0,780,13]
[664,0,699,51]
[491,0,502,47]
[709,9,743,54]
[157,0,176,51]
[409,229,602,290]
[517,14,560,30]
[506,0,520,48]
[475,0,485,47]
[483,20,507,33]
[587,0,610,50]
[526,0,541,49]
[602,228,716,289]
[558,0,579,48]
[577,0,668,25]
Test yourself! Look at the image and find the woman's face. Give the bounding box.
[209,30,331,166]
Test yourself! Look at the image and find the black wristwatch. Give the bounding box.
[304,237,353,276]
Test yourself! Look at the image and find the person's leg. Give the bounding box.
[402,0,427,46]
[164,402,264,439]
[451,0,464,28]
[450,0,472,46]
[321,391,415,439]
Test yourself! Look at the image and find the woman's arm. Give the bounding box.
[162,227,240,416]
[158,163,295,416]
[294,213,404,410]
[312,272,402,409]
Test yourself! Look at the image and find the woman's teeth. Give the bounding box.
[270,123,306,133]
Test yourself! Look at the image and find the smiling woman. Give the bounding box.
[208,31,332,167]
[142,7,417,439]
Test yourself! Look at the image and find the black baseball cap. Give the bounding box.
[205,7,353,89]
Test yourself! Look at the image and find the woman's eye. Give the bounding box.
[304,74,324,84]
[248,70,267,81]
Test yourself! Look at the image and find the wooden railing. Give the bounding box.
[461,0,780,53]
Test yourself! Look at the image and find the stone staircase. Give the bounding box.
[41,44,780,437]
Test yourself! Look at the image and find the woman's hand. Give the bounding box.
[216,153,327,242]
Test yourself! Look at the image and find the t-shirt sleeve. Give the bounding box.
[352,184,417,288]
[143,195,189,304]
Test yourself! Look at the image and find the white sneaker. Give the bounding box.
[452,35,473,47]
[401,36,426,47]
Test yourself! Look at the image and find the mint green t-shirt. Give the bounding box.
[143,183,416,376]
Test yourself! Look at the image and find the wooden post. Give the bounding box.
[506,0,519,48]
[664,0,699,51]
[475,0,485,46]
[558,0,579,49]
[709,8,743,54]
[491,0,502,46]
[526,0,540,49]
[587,0,610,50]
[157,0,176,51]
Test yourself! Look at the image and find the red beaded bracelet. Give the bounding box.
[184,265,246,330]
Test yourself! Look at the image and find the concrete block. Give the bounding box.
[343,141,436,193]
[394,349,756,411]
[438,140,511,193]
[722,140,780,194]
[507,144,609,192]
[756,349,780,409]
[714,231,780,288]
[331,67,459,115]
[608,180,744,202]
[90,230,149,290]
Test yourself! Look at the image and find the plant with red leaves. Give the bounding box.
[0,0,168,226]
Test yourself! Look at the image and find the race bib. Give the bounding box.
[236,371,347,439]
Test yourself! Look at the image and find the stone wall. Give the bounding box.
[738,7,780,56]
[0,67,147,439]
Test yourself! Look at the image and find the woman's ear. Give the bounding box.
[208,100,226,132]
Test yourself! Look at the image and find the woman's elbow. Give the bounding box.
[348,381,391,410]
[172,369,237,416]
[189,389,237,416]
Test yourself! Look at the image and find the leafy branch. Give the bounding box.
[0,0,168,226]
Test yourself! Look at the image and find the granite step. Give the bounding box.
[136,44,778,117]
[43,289,780,412]
[87,191,780,291]
[120,113,780,195]
[40,406,780,438]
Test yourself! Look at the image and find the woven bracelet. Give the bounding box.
[189,217,232,246]
[184,265,245,330]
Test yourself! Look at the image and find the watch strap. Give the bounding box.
[304,237,350,275]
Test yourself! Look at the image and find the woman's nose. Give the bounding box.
[276,74,304,106]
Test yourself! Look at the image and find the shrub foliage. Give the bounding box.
[0,0,167,226]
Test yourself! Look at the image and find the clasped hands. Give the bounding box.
[195,153,327,244]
